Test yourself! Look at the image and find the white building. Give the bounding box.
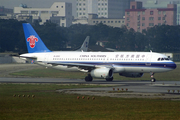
[88,14,125,28]
[14,2,72,27]
[72,13,125,28]
[76,0,134,19]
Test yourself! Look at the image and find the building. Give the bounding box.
[136,0,180,8]
[0,6,14,19]
[76,0,134,19]
[72,18,88,24]
[125,1,177,32]
[14,2,72,27]
[136,0,180,25]
[72,14,125,28]
[88,14,125,28]
[177,4,180,25]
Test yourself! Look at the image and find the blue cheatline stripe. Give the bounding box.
[48,61,176,69]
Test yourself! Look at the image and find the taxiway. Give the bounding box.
[0,77,180,94]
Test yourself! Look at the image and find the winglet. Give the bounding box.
[22,23,51,53]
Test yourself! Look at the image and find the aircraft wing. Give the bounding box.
[44,61,113,72]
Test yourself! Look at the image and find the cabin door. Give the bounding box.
[106,57,109,63]
[44,54,49,61]
[145,54,151,66]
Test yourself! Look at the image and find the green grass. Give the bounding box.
[10,64,180,81]
[0,84,180,120]
[10,68,87,79]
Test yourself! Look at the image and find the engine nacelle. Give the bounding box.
[90,68,113,79]
[119,73,143,78]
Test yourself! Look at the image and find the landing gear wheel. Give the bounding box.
[106,77,113,81]
[151,78,156,82]
[150,72,156,82]
[85,74,93,82]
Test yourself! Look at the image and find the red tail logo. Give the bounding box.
[27,35,38,48]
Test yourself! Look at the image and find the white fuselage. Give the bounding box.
[20,51,176,74]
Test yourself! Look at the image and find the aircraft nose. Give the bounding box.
[171,62,177,69]
[166,62,176,69]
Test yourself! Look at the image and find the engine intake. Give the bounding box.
[119,73,143,78]
[90,68,113,79]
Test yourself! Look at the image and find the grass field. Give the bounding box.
[1,64,180,119]
[10,64,180,81]
[0,84,180,120]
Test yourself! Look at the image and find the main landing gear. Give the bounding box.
[106,77,113,81]
[85,74,93,82]
[85,74,114,82]
[150,72,156,82]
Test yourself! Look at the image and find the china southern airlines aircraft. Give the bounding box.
[20,23,176,82]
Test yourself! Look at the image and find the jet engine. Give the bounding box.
[90,68,113,79]
[119,73,143,78]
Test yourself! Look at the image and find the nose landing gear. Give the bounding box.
[150,72,156,82]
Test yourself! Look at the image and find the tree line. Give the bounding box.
[0,19,180,53]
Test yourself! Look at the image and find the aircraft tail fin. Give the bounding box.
[77,36,89,52]
[22,23,51,53]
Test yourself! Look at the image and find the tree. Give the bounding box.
[34,21,68,50]
[1,19,180,53]
[145,25,180,52]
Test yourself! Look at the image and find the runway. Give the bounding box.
[1,77,180,94]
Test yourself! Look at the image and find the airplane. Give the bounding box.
[62,36,89,52]
[20,23,177,82]
[76,36,89,52]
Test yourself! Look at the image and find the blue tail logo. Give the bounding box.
[23,23,51,53]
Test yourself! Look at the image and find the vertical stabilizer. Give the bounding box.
[77,36,89,51]
[22,23,51,53]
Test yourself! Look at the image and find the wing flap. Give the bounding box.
[45,62,95,71]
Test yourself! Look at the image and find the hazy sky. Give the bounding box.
[0,0,76,16]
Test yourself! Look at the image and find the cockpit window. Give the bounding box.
[157,57,170,61]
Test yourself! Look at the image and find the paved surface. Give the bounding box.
[0,64,180,99]
[0,64,41,77]
[1,77,179,93]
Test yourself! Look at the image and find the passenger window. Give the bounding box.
[158,58,160,61]
[161,58,164,60]
[136,55,140,58]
